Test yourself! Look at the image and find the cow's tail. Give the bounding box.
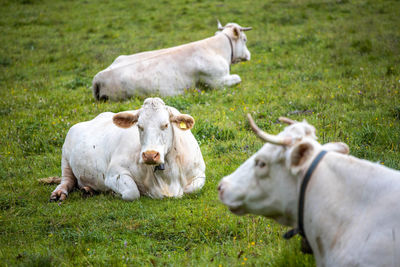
[92,80,109,101]
[38,176,62,184]
[93,80,101,101]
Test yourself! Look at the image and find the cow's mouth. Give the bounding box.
[143,160,160,165]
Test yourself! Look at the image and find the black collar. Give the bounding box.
[154,163,165,172]
[222,32,234,64]
[284,150,328,241]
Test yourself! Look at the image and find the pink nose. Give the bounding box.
[142,150,160,164]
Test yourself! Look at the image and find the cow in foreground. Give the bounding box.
[92,21,252,101]
[218,115,400,267]
[50,97,205,201]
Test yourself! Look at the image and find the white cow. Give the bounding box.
[50,98,205,201]
[218,115,400,267]
[92,21,252,101]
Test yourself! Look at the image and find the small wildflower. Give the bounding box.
[251,242,255,246]
[244,257,248,261]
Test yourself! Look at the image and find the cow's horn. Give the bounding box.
[240,27,252,31]
[279,117,297,125]
[217,19,225,30]
[247,114,291,145]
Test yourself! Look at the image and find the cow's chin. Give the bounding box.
[232,57,250,64]
[140,158,164,165]
[232,59,246,64]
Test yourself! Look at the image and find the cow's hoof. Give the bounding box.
[50,190,67,202]
[81,186,95,197]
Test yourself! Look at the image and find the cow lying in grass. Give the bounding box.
[92,21,252,101]
[50,97,205,201]
[218,115,400,267]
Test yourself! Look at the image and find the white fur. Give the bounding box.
[52,98,205,200]
[219,120,400,267]
[92,22,251,100]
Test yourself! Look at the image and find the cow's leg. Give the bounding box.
[220,74,242,87]
[205,74,241,88]
[105,169,140,201]
[184,175,206,194]
[50,160,77,202]
[81,186,95,197]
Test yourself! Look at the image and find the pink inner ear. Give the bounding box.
[171,114,194,130]
[113,113,138,128]
[233,27,240,38]
[291,143,313,167]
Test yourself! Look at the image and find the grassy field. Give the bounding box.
[1,0,399,266]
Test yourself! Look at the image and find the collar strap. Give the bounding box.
[284,150,328,240]
[222,32,234,64]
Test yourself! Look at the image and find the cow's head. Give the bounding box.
[112,97,194,165]
[217,20,252,63]
[218,115,349,226]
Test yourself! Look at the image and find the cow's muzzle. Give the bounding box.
[218,180,246,215]
[142,150,161,165]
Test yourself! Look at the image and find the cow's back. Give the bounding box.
[62,112,140,191]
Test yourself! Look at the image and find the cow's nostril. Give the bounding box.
[217,184,222,191]
[142,151,161,164]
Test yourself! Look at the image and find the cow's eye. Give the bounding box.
[161,123,169,130]
[255,159,266,168]
[254,158,269,178]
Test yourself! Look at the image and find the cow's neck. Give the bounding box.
[151,132,186,188]
[221,33,234,64]
[148,155,183,198]
[302,152,400,261]
[206,34,234,66]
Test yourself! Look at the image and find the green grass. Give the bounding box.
[1,0,399,266]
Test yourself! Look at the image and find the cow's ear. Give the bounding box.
[171,114,195,131]
[289,142,314,167]
[322,142,349,154]
[232,27,240,39]
[113,111,139,128]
